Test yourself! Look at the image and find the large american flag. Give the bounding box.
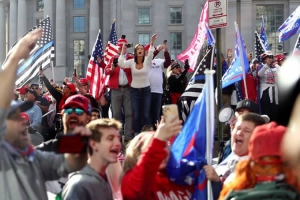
[2,17,54,88]
[254,31,266,61]
[104,21,119,64]
[178,46,214,121]
[86,30,105,100]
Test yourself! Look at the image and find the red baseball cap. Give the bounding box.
[20,112,30,125]
[249,122,286,162]
[79,78,88,85]
[62,94,92,113]
[18,87,27,95]
[64,82,76,93]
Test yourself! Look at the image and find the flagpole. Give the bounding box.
[235,22,248,99]
[51,60,55,83]
[205,46,216,200]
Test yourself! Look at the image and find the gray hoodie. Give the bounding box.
[62,164,113,200]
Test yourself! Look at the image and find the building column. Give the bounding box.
[89,0,100,53]
[9,0,17,48]
[44,0,53,20]
[0,1,6,64]
[55,0,66,67]
[17,0,26,38]
[240,0,253,52]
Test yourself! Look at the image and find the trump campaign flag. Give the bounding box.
[278,6,300,42]
[86,30,105,100]
[177,1,208,70]
[222,23,250,89]
[2,17,54,88]
[260,15,269,50]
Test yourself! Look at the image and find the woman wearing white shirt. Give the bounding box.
[118,33,157,135]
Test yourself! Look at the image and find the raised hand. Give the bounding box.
[154,116,182,142]
[150,33,158,45]
[10,28,43,61]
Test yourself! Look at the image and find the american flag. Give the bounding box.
[293,33,300,56]
[86,30,105,100]
[104,21,119,64]
[260,15,269,50]
[178,46,214,122]
[2,17,54,88]
[254,31,266,61]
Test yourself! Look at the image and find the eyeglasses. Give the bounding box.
[64,108,85,115]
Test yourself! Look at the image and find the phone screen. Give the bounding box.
[162,104,179,122]
[57,135,89,154]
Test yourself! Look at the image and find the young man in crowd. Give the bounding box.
[62,118,122,200]
[0,28,90,200]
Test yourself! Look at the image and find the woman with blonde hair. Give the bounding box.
[121,117,194,200]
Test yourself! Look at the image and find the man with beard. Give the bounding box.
[36,94,92,196]
[0,28,90,200]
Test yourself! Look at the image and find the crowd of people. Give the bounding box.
[1,27,300,200]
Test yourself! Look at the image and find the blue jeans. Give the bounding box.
[130,86,151,134]
[150,92,162,127]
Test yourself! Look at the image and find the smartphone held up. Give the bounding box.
[56,134,89,154]
[162,104,179,123]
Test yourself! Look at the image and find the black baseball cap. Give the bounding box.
[8,101,33,118]
[235,99,259,113]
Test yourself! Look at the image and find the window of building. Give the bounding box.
[138,33,150,45]
[256,5,284,54]
[138,8,150,25]
[170,32,182,59]
[74,0,85,9]
[74,40,85,77]
[73,16,85,32]
[170,7,182,24]
[37,0,44,11]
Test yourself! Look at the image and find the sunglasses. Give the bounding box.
[31,87,39,90]
[64,108,85,115]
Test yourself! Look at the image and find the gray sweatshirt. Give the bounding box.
[62,164,113,200]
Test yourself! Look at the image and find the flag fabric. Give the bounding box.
[206,23,215,46]
[86,30,105,100]
[1,17,54,88]
[177,1,208,70]
[260,15,269,50]
[167,86,209,200]
[293,33,300,56]
[222,27,250,88]
[178,46,214,122]
[278,6,300,42]
[254,31,266,61]
[104,21,119,64]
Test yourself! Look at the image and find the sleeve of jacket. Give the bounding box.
[35,139,59,152]
[153,49,160,59]
[163,51,171,68]
[121,138,167,199]
[35,150,72,181]
[40,75,62,101]
[258,64,269,78]
[30,106,42,130]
